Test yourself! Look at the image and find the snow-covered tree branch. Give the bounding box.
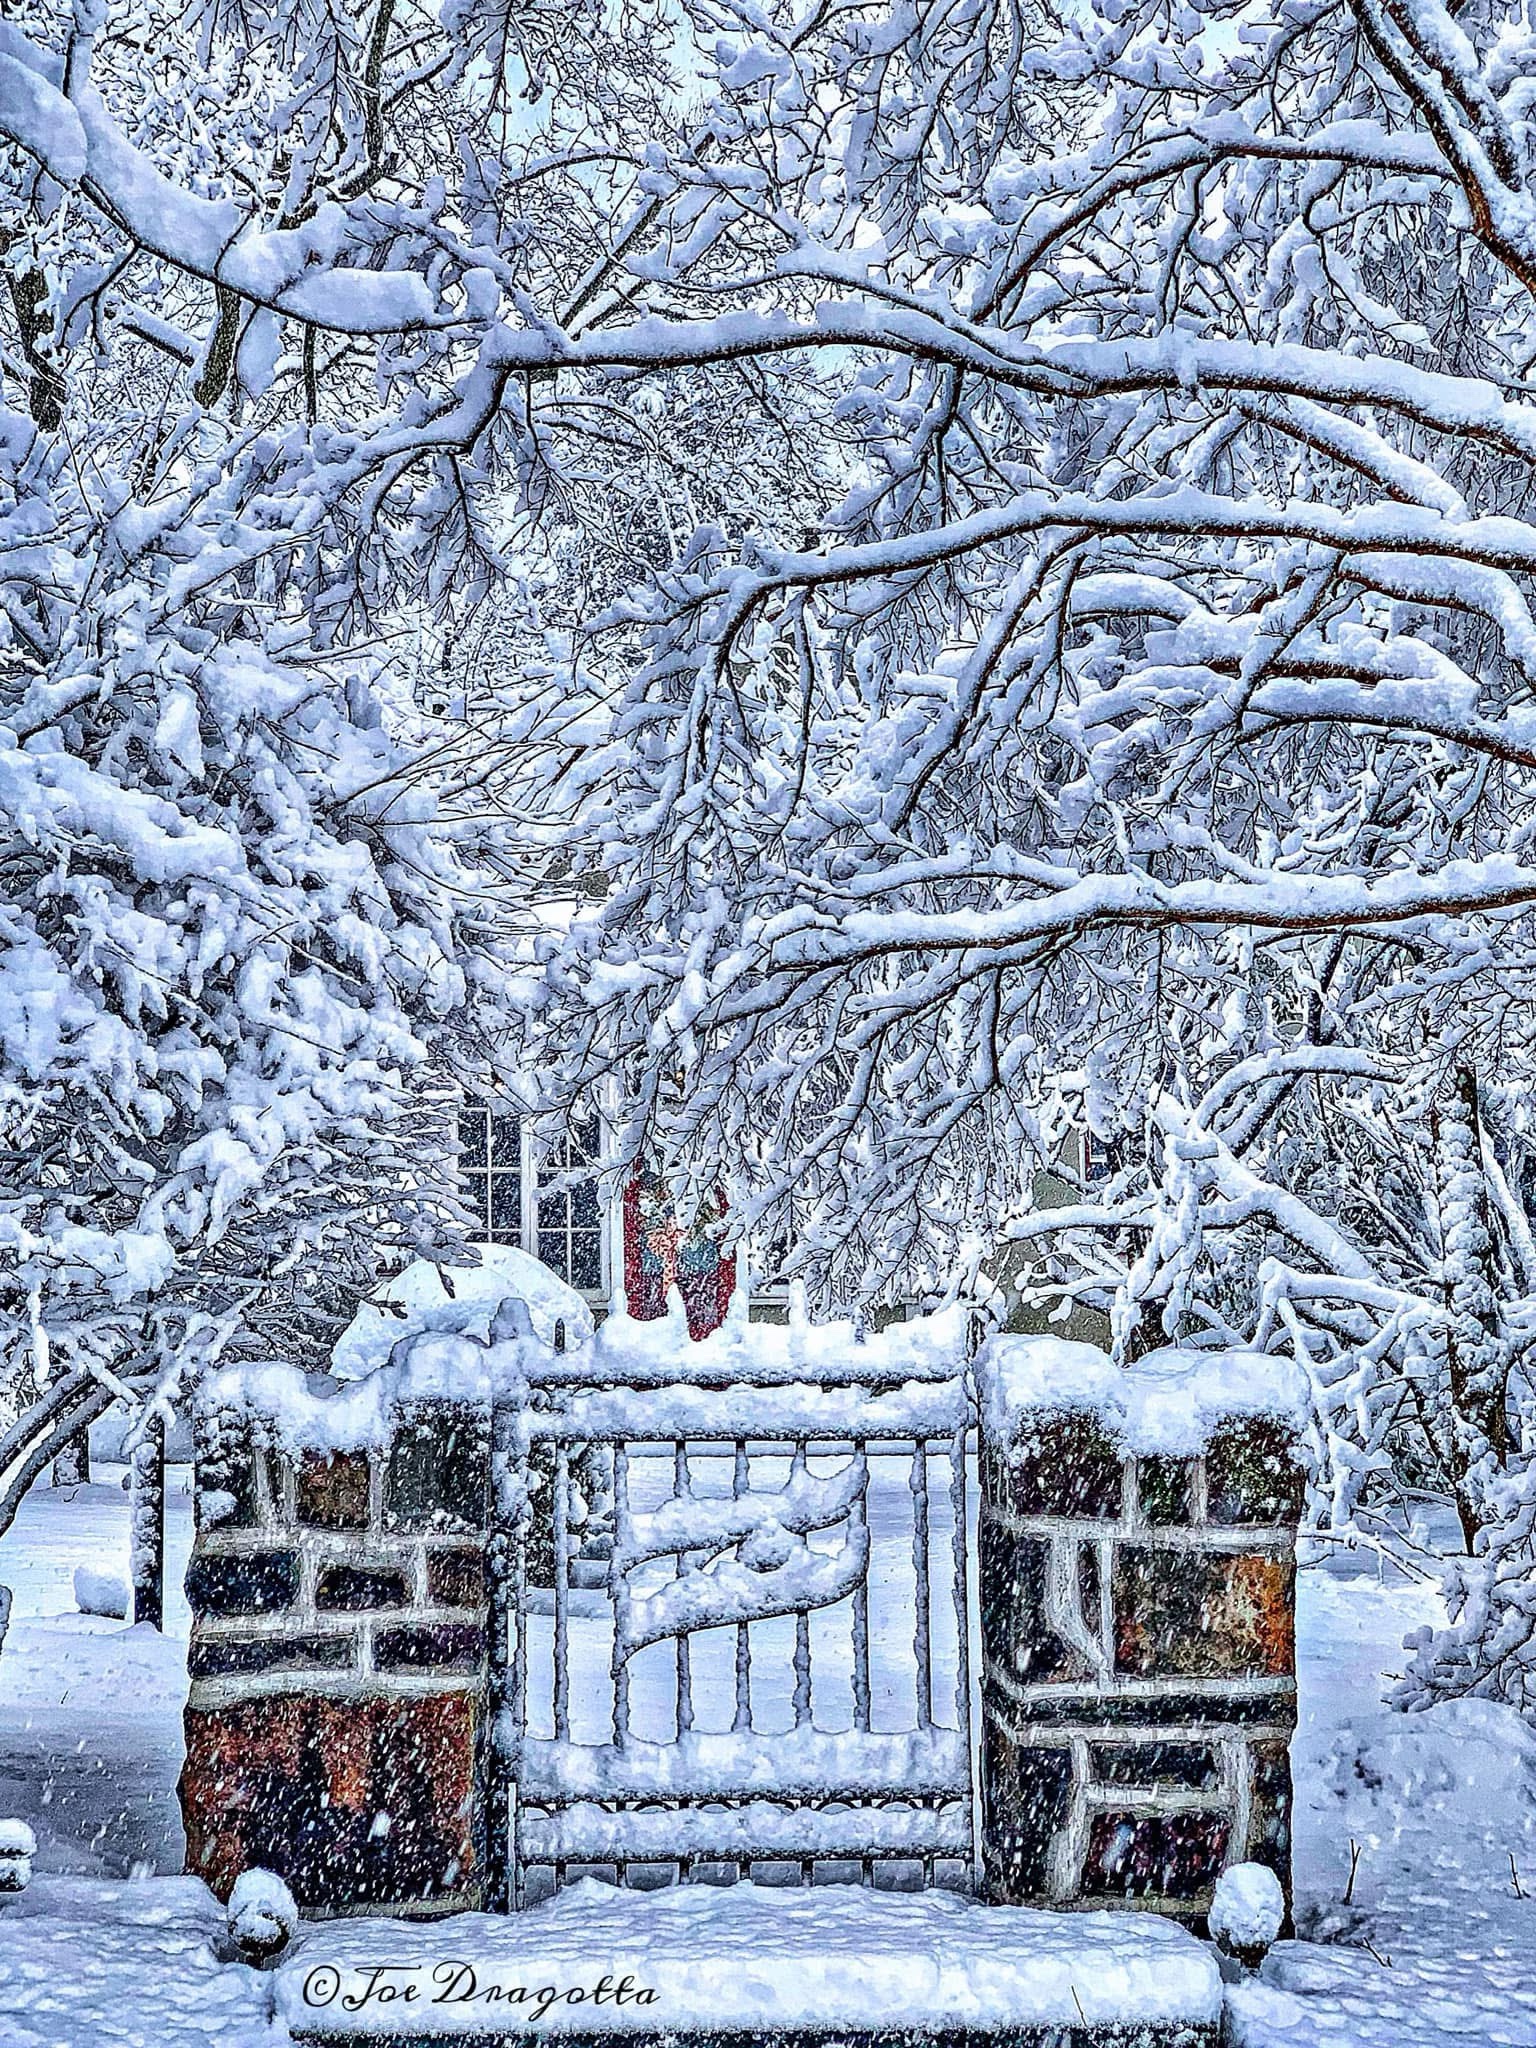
[7,0,1536,1703]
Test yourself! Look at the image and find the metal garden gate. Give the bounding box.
[485,1339,977,1908]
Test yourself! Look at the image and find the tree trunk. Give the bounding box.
[51,1427,89,1488]
[1435,1064,1511,1550]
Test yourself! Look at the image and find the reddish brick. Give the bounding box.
[425,1546,484,1609]
[1113,1547,1294,1680]
[1082,1810,1230,1900]
[180,1692,478,1911]
[295,1451,371,1531]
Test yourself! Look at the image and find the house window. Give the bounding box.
[1082,1129,1117,1186]
[535,1114,604,1292]
[457,1106,522,1244]
[457,1104,607,1294]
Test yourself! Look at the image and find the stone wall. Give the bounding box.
[179,1404,491,1916]
[181,1338,1304,1933]
[978,1396,1303,1926]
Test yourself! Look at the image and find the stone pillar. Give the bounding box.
[976,1349,1303,1927]
[179,1403,492,1916]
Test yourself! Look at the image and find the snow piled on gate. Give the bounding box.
[199,1282,972,1451]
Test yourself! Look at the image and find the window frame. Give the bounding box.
[457,1100,618,1305]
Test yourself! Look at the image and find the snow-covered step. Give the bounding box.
[277,1879,1221,2044]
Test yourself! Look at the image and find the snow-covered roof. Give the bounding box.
[329,1242,593,1381]
[975,1334,1309,1456]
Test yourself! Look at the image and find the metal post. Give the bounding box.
[129,1411,165,1630]
[483,1399,519,1911]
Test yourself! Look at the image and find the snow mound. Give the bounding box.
[273,1877,1221,2035]
[227,1867,297,1962]
[0,1817,35,1893]
[73,1567,128,1619]
[331,1242,593,1379]
[0,1875,274,2045]
[977,1334,1308,1454]
[1210,1862,1284,1959]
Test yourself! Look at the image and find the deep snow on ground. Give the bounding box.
[0,1467,195,1880]
[1228,1550,1536,2046]
[1,1479,1534,2043]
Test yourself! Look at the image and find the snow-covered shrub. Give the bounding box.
[0,1819,36,1895]
[1210,1864,1285,1973]
[0,9,525,1540]
[227,1869,298,1965]
[72,1568,128,1620]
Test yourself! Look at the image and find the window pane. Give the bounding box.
[490,1114,521,1167]
[489,1173,521,1233]
[570,1115,601,1164]
[537,1191,568,1229]
[570,1232,603,1291]
[457,1111,487,1167]
[538,1230,569,1279]
[571,1177,600,1227]
[462,1172,491,1237]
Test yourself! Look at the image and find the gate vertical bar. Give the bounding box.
[732,1439,752,1732]
[951,1421,979,1888]
[791,1446,812,1726]
[851,1458,872,1731]
[911,1440,933,1728]
[484,1396,521,1911]
[674,1442,694,1736]
[553,1445,571,1742]
[611,1442,631,1747]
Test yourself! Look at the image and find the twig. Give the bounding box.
[1512,1851,1526,1900]
[1362,1941,1392,1969]
[1343,1838,1362,1905]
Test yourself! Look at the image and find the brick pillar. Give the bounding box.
[978,1395,1302,1926]
[179,1403,491,1916]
